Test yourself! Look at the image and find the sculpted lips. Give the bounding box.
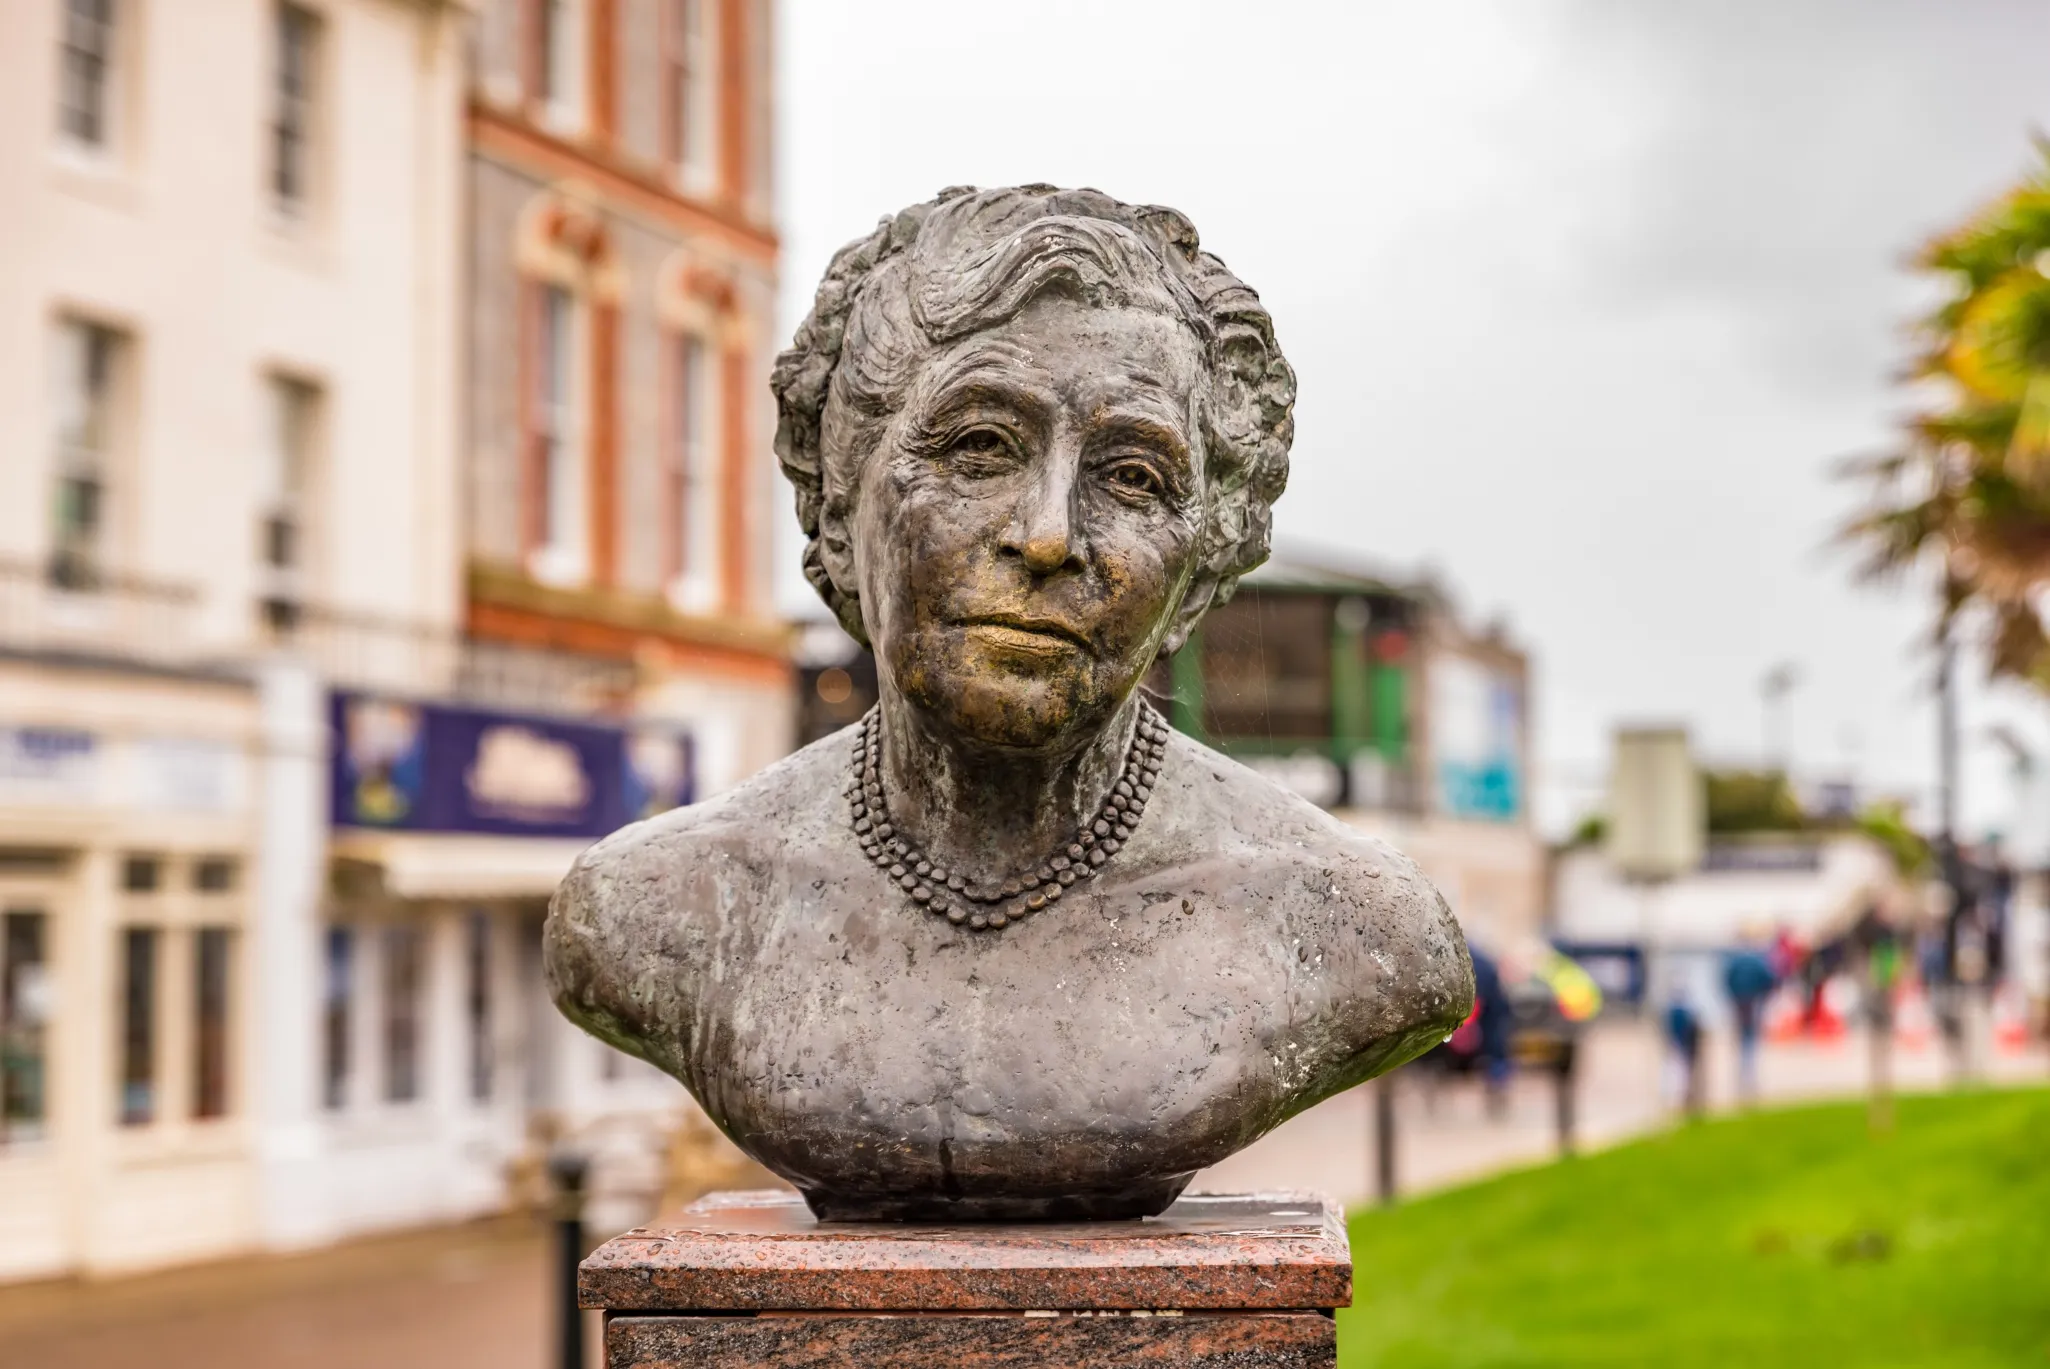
[959,614,1093,657]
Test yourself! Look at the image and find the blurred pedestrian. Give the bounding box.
[1981,837,2014,987]
[1470,949,1513,1119]
[1723,939,1776,1105]
[1850,898,1902,1131]
[1663,995,1705,1119]
[1767,923,1802,983]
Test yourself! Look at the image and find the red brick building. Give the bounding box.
[463,0,790,792]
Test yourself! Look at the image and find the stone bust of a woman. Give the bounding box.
[546,185,1473,1221]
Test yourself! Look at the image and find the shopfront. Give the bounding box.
[310,691,694,1241]
[0,663,260,1279]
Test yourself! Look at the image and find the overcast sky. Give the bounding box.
[773,0,2050,838]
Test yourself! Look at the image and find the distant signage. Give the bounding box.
[330,693,692,838]
[1607,727,1704,880]
[1430,655,1523,822]
[0,726,99,801]
[0,727,248,813]
[1701,842,1822,874]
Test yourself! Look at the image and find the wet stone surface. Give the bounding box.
[589,1191,1348,1368]
[605,1311,1336,1369]
[580,1190,1352,1314]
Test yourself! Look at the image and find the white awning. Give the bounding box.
[329,830,593,900]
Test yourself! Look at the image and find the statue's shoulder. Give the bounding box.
[543,728,853,1021]
[1155,728,1469,979]
[1153,730,1418,885]
[566,725,852,885]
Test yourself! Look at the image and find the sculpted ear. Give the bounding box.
[815,496,868,645]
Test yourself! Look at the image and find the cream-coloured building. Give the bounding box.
[1,0,790,1284]
[0,0,466,1278]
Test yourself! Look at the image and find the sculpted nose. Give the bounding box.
[1001,459,1085,577]
[1020,526,1076,576]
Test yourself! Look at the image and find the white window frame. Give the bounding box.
[669,0,717,195]
[55,0,121,160]
[321,923,354,1112]
[0,903,54,1148]
[539,0,587,135]
[271,2,321,220]
[668,333,721,612]
[258,375,319,631]
[747,0,772,217]
[530,283,589,586]
[379,923,424,1106]
[50,318,122,592]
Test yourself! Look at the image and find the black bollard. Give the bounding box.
[1553,1035,1578,1158]
[1374,1076,1397,1205]
[549,1150,589,1369]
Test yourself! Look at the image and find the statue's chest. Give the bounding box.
[690,906,1299,1145]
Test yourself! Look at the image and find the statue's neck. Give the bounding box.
[873,692,1140,881]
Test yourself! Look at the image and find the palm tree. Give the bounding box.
[1842,140,2050,686]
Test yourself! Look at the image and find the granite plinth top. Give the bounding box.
[580,1189,1351,1313]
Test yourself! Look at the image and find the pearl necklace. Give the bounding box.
[847,700,1170,932]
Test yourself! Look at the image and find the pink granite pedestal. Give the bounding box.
[581,1189,1350,1368]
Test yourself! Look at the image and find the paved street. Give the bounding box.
[2,1019,2040,1369]
[0,1217,567,1369]
[1202,1013,2049,1205]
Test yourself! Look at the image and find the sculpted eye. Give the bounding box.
[946,427,1015,474]
[1106,461,1166,499]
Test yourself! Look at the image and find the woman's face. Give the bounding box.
[851,291,1209,752]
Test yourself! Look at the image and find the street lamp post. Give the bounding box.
[1760,662,1801,774]
[1373,1076,1397,1206]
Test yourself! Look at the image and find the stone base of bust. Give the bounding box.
[802,1171,1194,1222]
[582,1189,1350,1369]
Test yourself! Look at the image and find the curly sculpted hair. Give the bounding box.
[771,185,1297,645]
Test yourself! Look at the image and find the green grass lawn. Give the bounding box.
[1339,1087,2050,1368]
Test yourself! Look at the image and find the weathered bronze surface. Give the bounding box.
[547,186,1474,1221]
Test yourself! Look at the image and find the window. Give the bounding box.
[259,378,318,633]
[272,4,318,214]
[120,853,160,893]
[381,926,422,1103]
[1,911,50,1145]
[667,334,719,608]
[51,319,121,591]
[193,857,238,893]
[465,911,492,1103]
[529,284,586,581]
[321,926,351,1110]
[57,0,117,150]
[118,926,157,1125]
[535,0,585,126]
[747,0,771,212]
[193,927,232,1119]
[663,0,715,189]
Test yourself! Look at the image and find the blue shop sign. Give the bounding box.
[330,692,692,838]
[0,726,97,781]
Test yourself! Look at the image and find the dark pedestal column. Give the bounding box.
[581,1189,1350,1369]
